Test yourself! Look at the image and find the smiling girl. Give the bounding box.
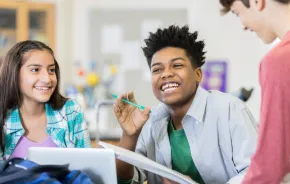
[0,40,91,161]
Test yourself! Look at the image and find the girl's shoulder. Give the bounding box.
[5,108,19,123]
[49,99,83,116]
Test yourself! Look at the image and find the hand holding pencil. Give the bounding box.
[112,92,151,137]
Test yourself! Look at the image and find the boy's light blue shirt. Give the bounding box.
[131,87,258,184]
[1,99,91,161]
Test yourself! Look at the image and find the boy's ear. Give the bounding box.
[250,0,265,11]
[195,67,202,83]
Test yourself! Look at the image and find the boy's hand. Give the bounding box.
[113,92,151,137]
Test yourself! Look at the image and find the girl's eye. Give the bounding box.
[49,68,56,73]
[31,68,39,72]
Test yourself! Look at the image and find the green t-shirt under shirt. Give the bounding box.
[118,119,205,184]
[168,119,205,184]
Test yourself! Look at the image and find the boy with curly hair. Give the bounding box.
[114,25,258,184]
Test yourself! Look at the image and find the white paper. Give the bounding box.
[120,41,141,70]
[99,141,198,184]
[140,20,164,42]
[100,25,124,54]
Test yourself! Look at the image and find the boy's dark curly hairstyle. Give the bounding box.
[142,25,206,68]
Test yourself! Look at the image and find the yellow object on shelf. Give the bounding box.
[109,64,117,75]
[87,72,100,87]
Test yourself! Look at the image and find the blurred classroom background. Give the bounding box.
[0,0,278,146]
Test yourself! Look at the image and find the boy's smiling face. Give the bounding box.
[150,47,202,106]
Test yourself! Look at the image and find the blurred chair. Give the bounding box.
[232,87,254,102]
[94,99,120,145]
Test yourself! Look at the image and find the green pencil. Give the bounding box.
[111,94,150,112]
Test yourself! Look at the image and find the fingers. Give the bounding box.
[143,106,151,116]
[121,92,128,100]
[116,92,137,109]
[116,93,127,110]
[113,104,121,118]
[128,91,137,103]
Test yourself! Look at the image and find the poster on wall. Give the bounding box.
[120,41,141,70]
[100,24,124,54]
[200,60,228,92]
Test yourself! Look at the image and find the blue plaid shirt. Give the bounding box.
[1,99,91,160]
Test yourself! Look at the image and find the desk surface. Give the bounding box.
[91,139,119,148]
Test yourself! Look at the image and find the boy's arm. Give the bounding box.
[228,101,258,183]
[117,134,140,180]
[117,128,148,184]
[113,92,150,182]
[242,61,290,183]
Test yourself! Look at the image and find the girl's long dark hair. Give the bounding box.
[0,40,68,151]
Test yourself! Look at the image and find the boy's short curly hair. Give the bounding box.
[142,25,206,68]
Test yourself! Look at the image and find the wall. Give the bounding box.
[86,0,189,9]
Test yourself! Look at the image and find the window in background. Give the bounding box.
[0,8,17,63]
[29,10,49,45]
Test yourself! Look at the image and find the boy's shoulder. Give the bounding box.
[208,89,239,100]
[207,90,247,112]
[149,103,169,119]
[262,34,290,66]
[148,89,247,119]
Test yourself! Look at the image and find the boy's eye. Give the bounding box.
[152,68,161,74]
[174,64,183,68]
[31,68,39,72]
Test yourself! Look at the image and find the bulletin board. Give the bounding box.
[200,60,228,92]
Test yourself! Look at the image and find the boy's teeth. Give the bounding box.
[162,83,179,91]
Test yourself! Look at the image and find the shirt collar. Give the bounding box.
[185,86,209,124]
[151,86,209,124]
[4,103,61,135]
[4,108,23,135]
[45,103,63,130]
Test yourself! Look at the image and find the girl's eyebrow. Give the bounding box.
[27,64,55,67]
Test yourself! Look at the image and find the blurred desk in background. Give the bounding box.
[91,139,120,147]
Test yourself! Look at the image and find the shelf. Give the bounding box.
[0,28,16,35]
[0,0,55,49]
